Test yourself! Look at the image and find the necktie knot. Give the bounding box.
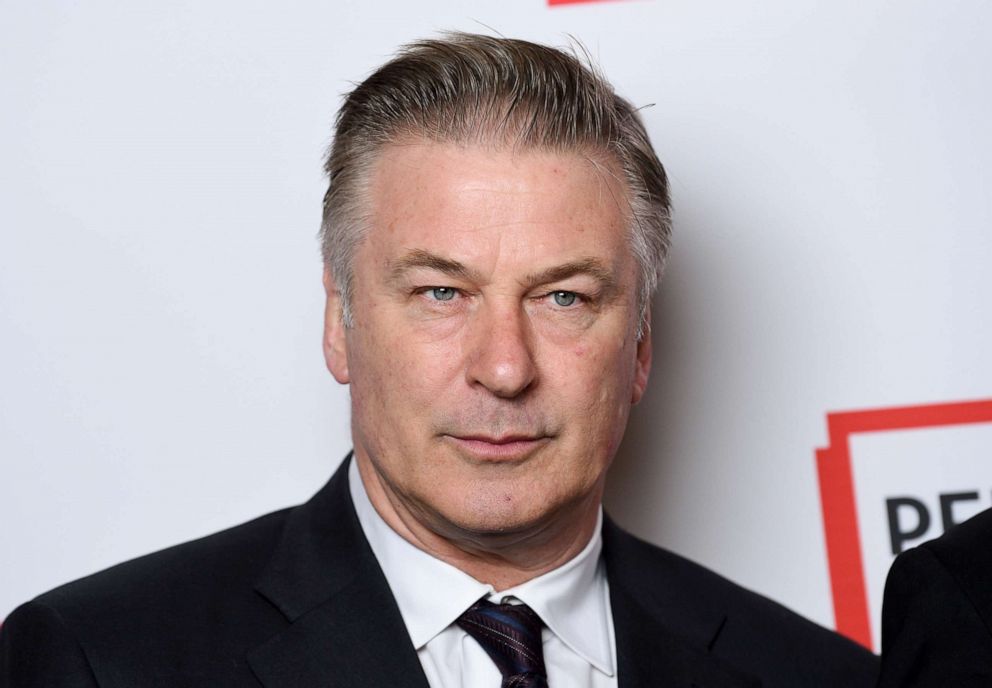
[456,598,549,688]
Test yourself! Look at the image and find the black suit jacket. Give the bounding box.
[2,458,877,687]
[876,507,992,688]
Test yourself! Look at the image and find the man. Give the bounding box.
[1,34,877,687]
[876,507,992,687]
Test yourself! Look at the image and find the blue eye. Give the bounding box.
[428,287,457,301]
[552,291,578,307]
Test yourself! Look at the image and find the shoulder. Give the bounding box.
[605,519,879,687]
[892,506,992,632]
[36,507,290,618]
[921,506,992,579]
[876,508,992,687]
[2,508,293,686]
[1,599,98,687]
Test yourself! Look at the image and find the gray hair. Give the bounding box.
[320,33,671,338]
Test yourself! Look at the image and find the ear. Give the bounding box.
[630,309,652,405]
[322,268,351,384]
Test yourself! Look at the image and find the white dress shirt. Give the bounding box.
[348,459,618,687]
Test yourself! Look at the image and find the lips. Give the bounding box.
[444,434,549,461]
[456,434,541,444]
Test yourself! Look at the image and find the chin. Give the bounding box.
[432,486,572,539]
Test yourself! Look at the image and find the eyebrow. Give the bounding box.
[387,249,480,283]
[523,258,618,292]
[387,250,619,294]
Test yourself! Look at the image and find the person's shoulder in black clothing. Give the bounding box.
[604,517,879,688]
[877,507,992,688]
[1,508,291,688]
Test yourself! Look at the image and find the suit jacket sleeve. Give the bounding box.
[877,545,992,688]
[1,601,100,688]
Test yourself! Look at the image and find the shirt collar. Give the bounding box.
[348,458,615,677]
[495,512,614,675]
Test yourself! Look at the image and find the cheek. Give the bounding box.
[351,314,463,411]
[572,338,636,415]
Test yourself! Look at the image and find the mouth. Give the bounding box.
[443,434,551,462]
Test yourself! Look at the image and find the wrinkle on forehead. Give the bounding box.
[372,137,630,221]
[363,140,637,296]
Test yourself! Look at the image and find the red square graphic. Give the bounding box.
[548,0,628,6]
[816,398,992,649]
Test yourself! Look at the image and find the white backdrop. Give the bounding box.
[3,1,991,651]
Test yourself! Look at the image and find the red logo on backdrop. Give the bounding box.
[816,398,992,649]
[548,0,626,6]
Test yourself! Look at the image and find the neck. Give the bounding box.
[355,454,602,591]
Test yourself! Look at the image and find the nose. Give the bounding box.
[464,302,537,398]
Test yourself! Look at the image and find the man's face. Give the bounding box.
[323,140,651,539]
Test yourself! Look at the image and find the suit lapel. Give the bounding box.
[247,456,429,688]
[247,565,429,688]
[604,518,760,688]
[245,460,758,687]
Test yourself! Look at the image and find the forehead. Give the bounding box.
[363,141,633,272]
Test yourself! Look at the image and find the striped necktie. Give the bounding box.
[457,597,549,688]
